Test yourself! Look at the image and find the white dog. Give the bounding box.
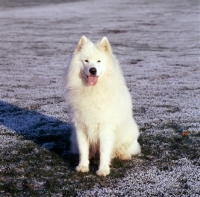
[64,36,140,176]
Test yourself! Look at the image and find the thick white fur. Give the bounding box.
[64,36,141,176]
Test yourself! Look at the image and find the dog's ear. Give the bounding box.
[99,37,112,54]
[75,35,88,52]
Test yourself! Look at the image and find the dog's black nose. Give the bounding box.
[89,67,97,75]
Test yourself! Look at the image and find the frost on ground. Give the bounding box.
[0,0,200,196]
[78,158,200,197]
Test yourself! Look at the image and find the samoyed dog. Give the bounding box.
[64,36,140,176]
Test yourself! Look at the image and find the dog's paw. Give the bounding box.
[119,154,132,160]
[96,168,110,176]
[76,165,89,173]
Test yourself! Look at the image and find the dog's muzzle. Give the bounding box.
[85,67,98,86]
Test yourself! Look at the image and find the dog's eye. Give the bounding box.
[84,60,89,63]
[97,60,101,63]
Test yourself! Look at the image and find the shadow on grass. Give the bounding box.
[0,100,72,160]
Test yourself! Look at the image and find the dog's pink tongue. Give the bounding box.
[88,76,98,86]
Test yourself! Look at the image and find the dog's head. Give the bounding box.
[74,36,113,86]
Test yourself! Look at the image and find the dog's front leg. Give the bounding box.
[96,129,114,176]
[75,128,89,173]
